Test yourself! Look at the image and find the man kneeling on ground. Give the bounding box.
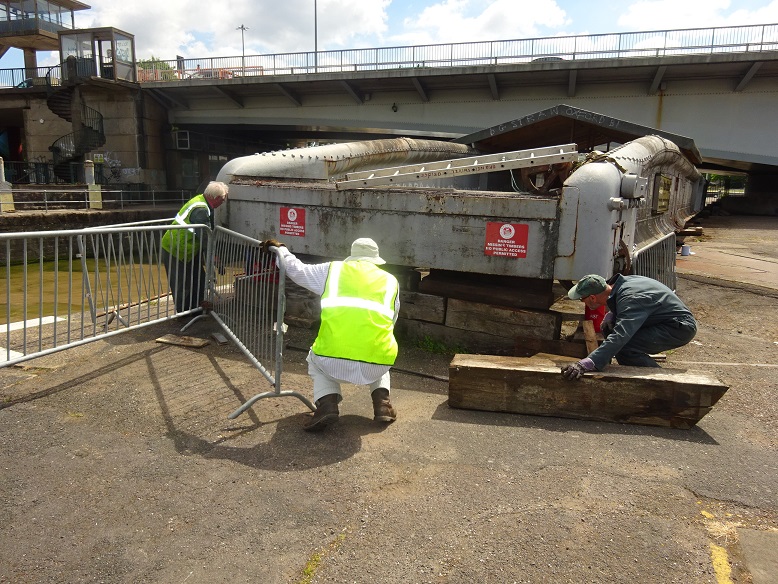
[263,237,400,431]
[561,274,698,380]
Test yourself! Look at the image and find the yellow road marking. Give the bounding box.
[709,543,733,584]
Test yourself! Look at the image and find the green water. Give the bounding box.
[0,258,168,325]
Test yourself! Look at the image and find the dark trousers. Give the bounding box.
[161,249,205,313]
[614,318,697,367]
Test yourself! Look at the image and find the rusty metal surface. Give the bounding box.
[225,181,560,278]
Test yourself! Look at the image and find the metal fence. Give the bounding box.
[1,23,774,87]
[2,187,190,211]
[1,221,200,366]
[0,222,310,416]
[205,227,314,418]
[2,160,173,187]
[126,22,778,80]
[631,232,677,290]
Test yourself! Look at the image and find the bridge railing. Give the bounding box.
[1,188,190,212]
[111,22,778,81]
[1,22,775,87]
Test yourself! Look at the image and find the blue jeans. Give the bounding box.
[614,318,697,367]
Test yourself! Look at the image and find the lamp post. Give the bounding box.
[314,0,318,72]
[237,24,248,76]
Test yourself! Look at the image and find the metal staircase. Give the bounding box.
[45,69,106,183]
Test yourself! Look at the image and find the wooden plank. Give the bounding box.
[155,334,210,348]
[582,319,598,354]
[419,270,553,310]
[514,336,587,359]
[445,298,561,340]
[395,319,516,355]
[448,354,729,429]
[399,291,446,324]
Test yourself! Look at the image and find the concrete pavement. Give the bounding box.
[0,213,776,583]
[676,215,778,293]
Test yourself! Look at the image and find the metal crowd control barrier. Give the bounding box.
[193,226,315,417]
[1,222,314,417]
[632,232,677,290]
[0,221,203,367]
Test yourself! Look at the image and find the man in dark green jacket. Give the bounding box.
[161,181,228,313]
[562,273,697,380]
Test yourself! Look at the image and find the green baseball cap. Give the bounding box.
[568,274,607,299]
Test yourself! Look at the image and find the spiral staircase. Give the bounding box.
[45,65,106,183]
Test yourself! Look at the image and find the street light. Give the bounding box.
[314,0,318,72]
[237,24,248,75]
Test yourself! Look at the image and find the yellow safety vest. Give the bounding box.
[311,261,399,365]
[160,194,210,261]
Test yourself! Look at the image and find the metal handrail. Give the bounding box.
[97,22,778,82]
[1,22,775,87]
[2,188,190,211]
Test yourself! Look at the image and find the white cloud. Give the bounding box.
[614,0,776,30]
[392,0,570,45]
[75,0,390,60]
[728,0,778,24]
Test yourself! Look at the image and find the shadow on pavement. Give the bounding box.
[431,402,720,445]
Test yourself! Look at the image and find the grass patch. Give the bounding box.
[297,532,346,584]
[414,335,467,355]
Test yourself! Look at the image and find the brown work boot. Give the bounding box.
[304,394,339,431]
[371,388,397,423]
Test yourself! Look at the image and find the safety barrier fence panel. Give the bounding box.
[1,222,314,416]
[204,226,315,418]
[632,232,677,290]
[0,221,208,368]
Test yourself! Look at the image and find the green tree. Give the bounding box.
[136,56,176,81]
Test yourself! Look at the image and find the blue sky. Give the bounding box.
[1,0,777,69]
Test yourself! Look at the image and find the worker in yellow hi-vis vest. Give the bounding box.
[161,181,228,314]
[263,237,400,432]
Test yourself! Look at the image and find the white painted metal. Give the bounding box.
[555,135,703,280]
[223,134,703,286]
[335,144,577,189]
[217,137,474,182]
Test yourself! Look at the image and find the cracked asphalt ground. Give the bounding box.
[1,215,776,584]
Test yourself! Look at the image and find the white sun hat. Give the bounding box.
[345,237,386,264]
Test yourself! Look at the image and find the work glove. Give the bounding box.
[600,311,615,336]
[262,238,285,253]
[561,357,596,381]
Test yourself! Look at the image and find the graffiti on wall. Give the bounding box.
[94,151,141,182]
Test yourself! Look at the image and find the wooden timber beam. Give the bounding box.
[582,320,598,354]
[448,354,728,429]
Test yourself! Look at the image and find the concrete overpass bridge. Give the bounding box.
[140,23,778,188]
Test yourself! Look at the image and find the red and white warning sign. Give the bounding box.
[484,222,529,258]
[280,207,306,237]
